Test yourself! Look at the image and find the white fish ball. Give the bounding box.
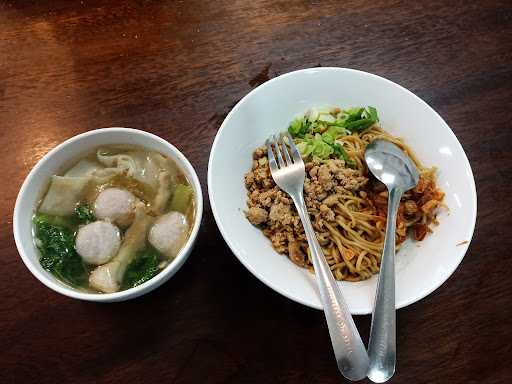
[94,188,136,227]
[148,212,188,258]
[75,221,121,265]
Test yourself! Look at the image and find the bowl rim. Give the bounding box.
[13,127,203,302]
[207,67,477,313]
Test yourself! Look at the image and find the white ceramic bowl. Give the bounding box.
[13,128,203,302]
[208,68,477,314]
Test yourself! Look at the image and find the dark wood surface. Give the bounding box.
[1,1,511,383]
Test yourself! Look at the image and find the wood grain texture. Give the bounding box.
[1,0,511,383]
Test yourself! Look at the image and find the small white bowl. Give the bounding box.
[208,67,477,314]
[13,128,203,302]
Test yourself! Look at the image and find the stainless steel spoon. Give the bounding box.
[364,139,419,383]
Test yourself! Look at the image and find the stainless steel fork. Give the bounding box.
[266,133,369,381]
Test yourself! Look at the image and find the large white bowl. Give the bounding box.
[208,68,477,314]
[13,128,203,302]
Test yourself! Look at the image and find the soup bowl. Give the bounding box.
[13,128,203,302]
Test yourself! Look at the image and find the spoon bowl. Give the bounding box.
[364,139,419,191]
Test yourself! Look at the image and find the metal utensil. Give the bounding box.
[364,139,420,383]
[267,133,369,381]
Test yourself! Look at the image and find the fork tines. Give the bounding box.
[266,133,302,171]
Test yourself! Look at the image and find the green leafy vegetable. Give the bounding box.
[122,248,160,289]
[333,143,355,167]
[344,107,365,122]
[288,106,380,162]
[341,106,379,132]
[344,119,375,132]
[169,184,193,214]
[289,106,379,138]
[366,106,379,122]
[325,125,350,138]
[296,141,312,158]
[312,134,334,158]
[321,132,335,145]
[35,213,76,229]
[33,214,87,287]
[74,203,95,223]
[288,117,311,138]
[296,134,334,159]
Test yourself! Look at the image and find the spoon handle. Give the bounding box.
[368,187,402,383]
[291,191,369,381]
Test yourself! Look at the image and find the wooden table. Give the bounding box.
[1,1,511,383]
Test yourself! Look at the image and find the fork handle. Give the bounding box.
[291,191,369,381]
